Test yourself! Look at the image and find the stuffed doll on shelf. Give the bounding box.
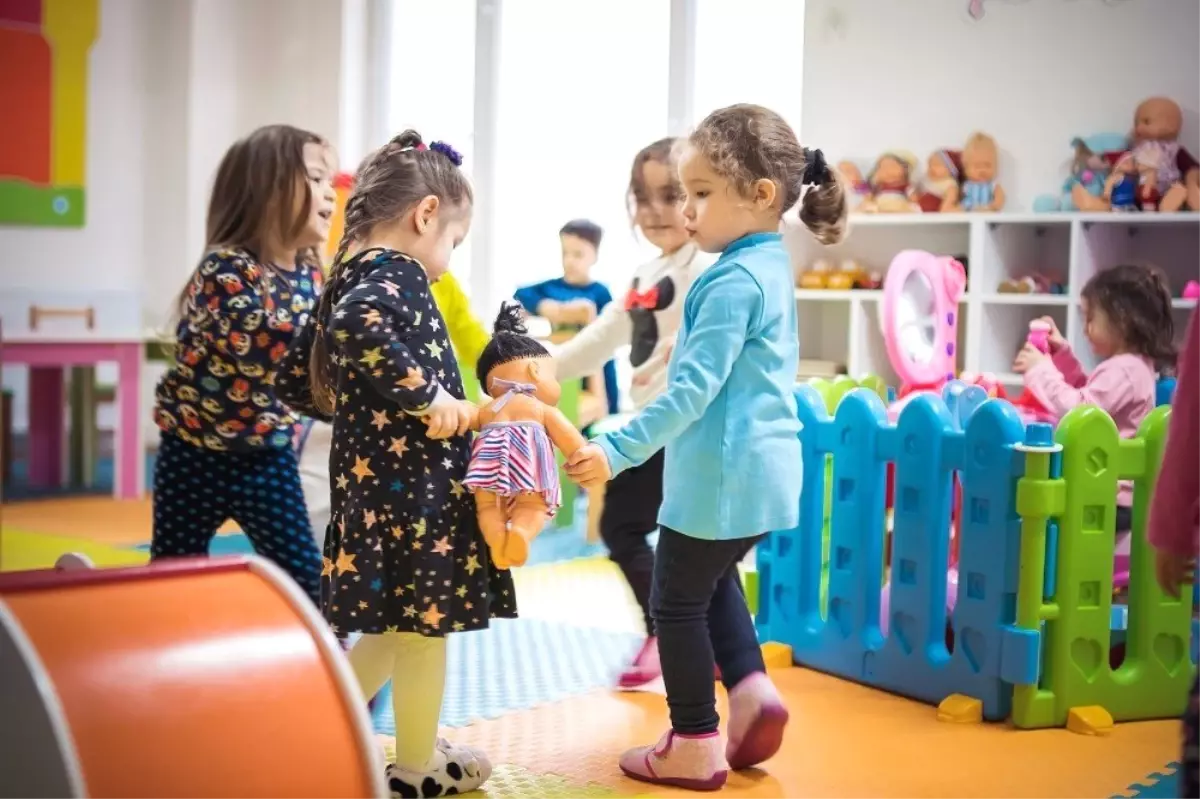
[858,151,920,213]
[838,160,873,210]
[464,303,588,569]
[1074,97,1200,213]
[917,149,962,212]
[945,132,1005,212]
[1032,134,1127,213]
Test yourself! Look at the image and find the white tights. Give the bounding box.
[347,631,447,772]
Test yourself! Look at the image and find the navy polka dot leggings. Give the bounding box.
[151,432,322,606]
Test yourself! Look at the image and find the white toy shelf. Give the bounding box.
[784,211,1200,389]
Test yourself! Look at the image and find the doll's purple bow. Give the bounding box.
[490,378,537,410]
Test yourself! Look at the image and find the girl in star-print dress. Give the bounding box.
[276,131,512,799]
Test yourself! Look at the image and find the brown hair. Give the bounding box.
[175,124,327,317]
[308,129,474,413]
[686,104,847,246]
[627,137,681,218]
[1081,263,1176,370]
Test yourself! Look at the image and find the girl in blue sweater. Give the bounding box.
[567,104,847,791]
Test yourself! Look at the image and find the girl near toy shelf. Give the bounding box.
[275,131,513,798]
[1012,263,1176,542]
[1146,306,1198,799]
[567,103,848,791]
[150,124,334,605]
[552,136,712,688]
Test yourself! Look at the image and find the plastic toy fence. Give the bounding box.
[756,384,1196,729]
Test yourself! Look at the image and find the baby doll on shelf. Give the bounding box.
[1074,97,1200,213]
[945,132,1005,212]
[464,303,588,569]
[916,149,962,212]
[837,160,873,210]
[858,151,920,213]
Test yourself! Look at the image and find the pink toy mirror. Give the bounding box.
[881,251,966,393]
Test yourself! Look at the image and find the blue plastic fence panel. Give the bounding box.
[874,396,1026,721]
[756,384,827,645]
[764,386,1026,721]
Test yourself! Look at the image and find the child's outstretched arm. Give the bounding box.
[275,317,330,421]
[1023,356,1137,419]
[554,287,632,381]
[1148,308,1199,594]
[590,266,759,476]
[327,262,461,417]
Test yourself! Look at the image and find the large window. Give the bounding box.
[491,0,672,305]
[388,1,477,288]
[693,0,806,135]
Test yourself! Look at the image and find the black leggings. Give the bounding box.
[599,450,664,635]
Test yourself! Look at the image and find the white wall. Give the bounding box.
[800,0,1200,211]
[1,0,367,434]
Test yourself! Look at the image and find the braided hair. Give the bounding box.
[476,303,550,392]
[308,130,472,414]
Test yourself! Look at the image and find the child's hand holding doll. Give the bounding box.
[423,396,478,439]
[1013,316,1065,374]
[565,443,612,489]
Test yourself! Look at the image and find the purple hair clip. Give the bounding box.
[429,141,463,167]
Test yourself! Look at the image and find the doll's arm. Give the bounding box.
[991,184,1006,210]
[544,406,589,458]
[941,184,960,212]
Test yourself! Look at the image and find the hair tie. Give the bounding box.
[802,147,830,186]
[430,141,463,167]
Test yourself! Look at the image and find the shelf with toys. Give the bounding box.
[787,211,1199,386]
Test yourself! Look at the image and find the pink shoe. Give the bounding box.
[726,672,788,770]
[617,637,661,689]
[619,729,728,791]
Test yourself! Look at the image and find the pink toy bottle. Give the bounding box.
[1028,319,1051,353]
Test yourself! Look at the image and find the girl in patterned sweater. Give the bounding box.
[152,124,334,605]
[277,131,512,798]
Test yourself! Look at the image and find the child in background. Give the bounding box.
[151,124,333,605]
[553,136,710,688]
[295,265,489,547]
[1147,307,1197,799]
[568,104,847,790]
[277,130,511,798]
[1013,264,1175,534]
[515,219,619,416]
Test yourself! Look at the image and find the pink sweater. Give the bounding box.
[1148,309,1199,557]
[1024,345,1156,507]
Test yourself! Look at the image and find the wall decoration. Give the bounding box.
[0,0,99,227]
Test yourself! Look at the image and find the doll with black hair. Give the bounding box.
[464,303,587,568]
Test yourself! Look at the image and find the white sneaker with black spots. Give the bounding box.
[385,740,492,798]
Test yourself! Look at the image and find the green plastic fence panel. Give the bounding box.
[554,378,581,527]
[1011,404,1192,729]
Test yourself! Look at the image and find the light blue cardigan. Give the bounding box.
[595,232,801,540]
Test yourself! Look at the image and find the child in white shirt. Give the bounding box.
[554,137,710,688]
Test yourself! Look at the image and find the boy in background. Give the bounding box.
[515,219,618,418]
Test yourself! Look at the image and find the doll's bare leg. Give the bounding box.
[1161,182,1188,212]
[505,493,551,567]
[1186,171,1200,210]
[474,490,509,568]
[1072,182,1110,211]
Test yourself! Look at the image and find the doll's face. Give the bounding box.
[963,145,996,182]
[1134,98,1182,142]
[926,154,951,181]
[873,156,908,186]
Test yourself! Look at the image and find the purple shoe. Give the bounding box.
[619,729,728,791]
[617,637,661,689]
[725,672,788,770]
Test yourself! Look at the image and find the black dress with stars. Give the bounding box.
[276,248,517,637]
